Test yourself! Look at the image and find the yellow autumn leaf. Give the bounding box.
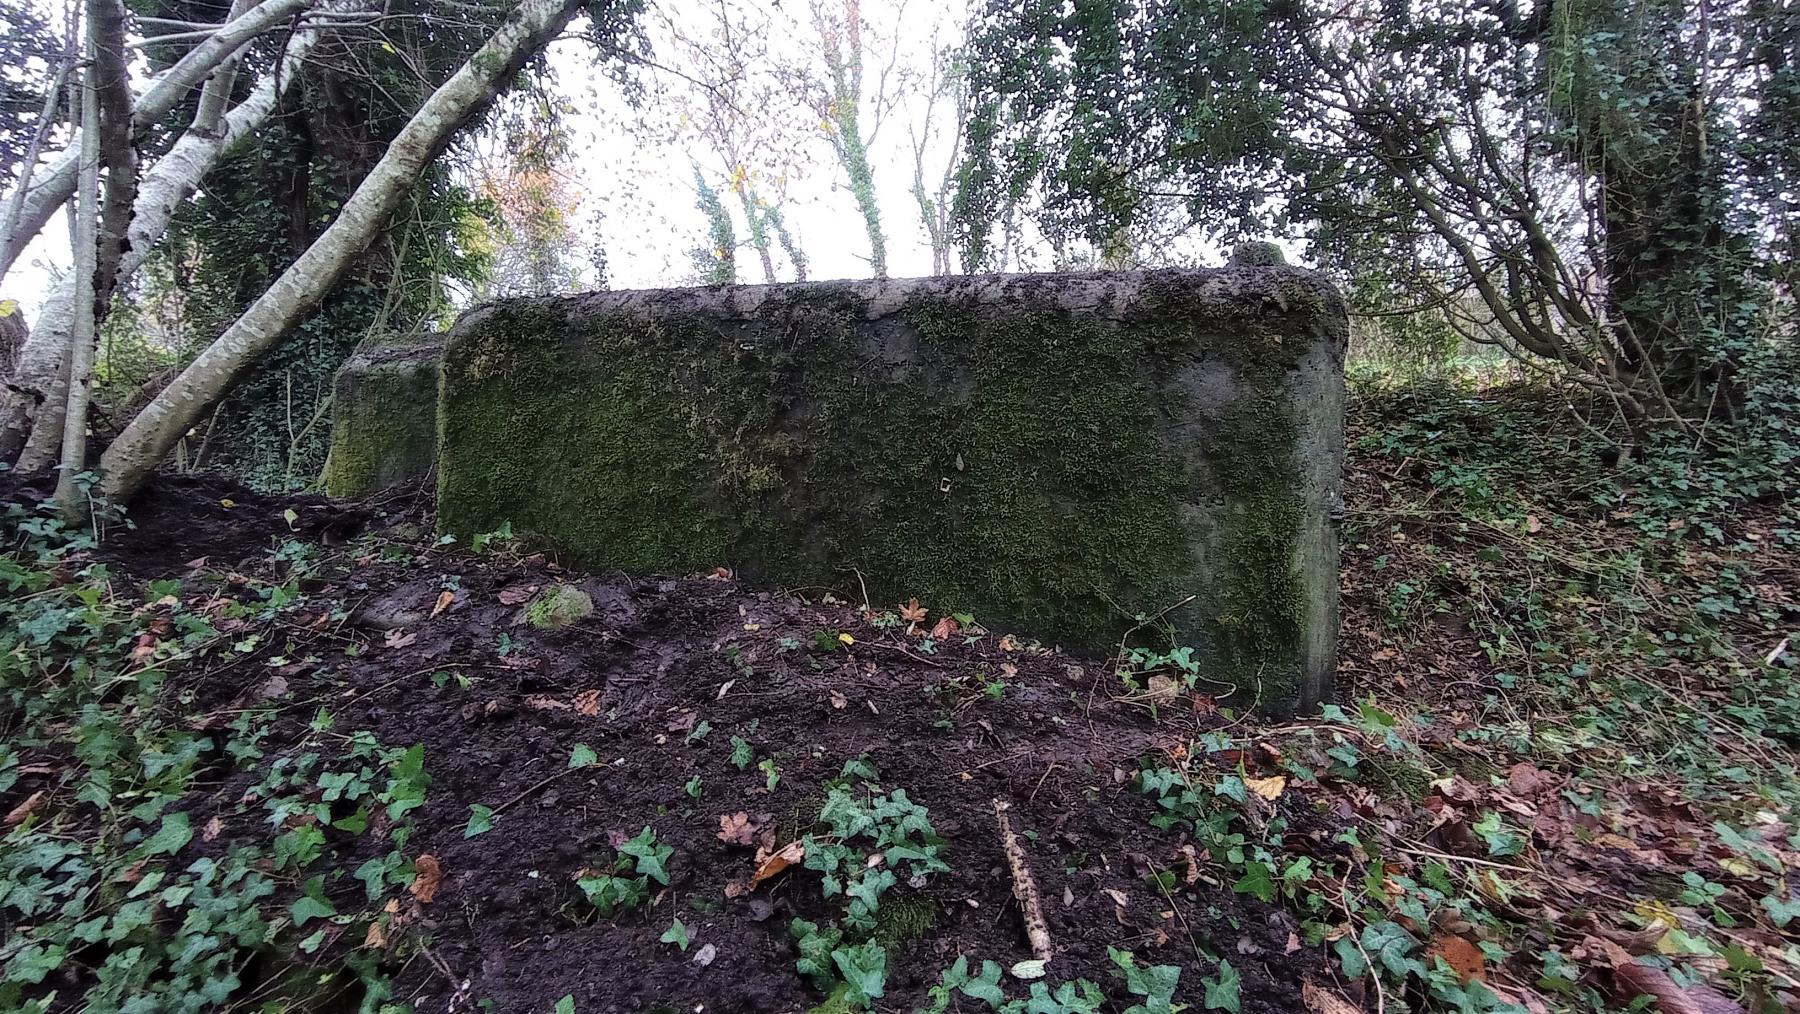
[1246,774,1287,801]
[837,633,855,646]
[219,498,236,508]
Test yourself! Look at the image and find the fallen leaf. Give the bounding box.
[202,816,225,842]
[1286,932,1303,954]
[1241,774,1285,802]
[666,711,697,734]
[1507,761,1548,796]
[383,629,417,649]
[929,616,960,640]
[830,691,847,710]
[1428,934,1485,983]
[573,690,601,716]
[430,590,455,618]
[999,634,1019,651]
[899,598,928,623]
[1000,662,1018,678]
[837,632,855,646]
[752,840,805,885]
[1593,936,1745,1014]
[410,855,443,903]
[718,812,761,846]
[4,790,46,826]
[1301,980,1362,1014]
[1525,514,1543,533]
[497,583,538,605]
[364,920,388,949]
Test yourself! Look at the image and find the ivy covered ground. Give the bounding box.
[1,379,1796,1014]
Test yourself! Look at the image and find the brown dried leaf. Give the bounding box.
[383,629,417,649]
[1591,937,1746,1014]
[752,840,805,885]
[4,790,46,826]
[1301,980,1363,1014]
[202,816,225,842]
[430,590,455,618]
[364,920,388,949]
[496,583,538,605]
[929,615,960,640]
[573,690,602,716]
[718,812,761,847]
[410,855,443,904]
[666,711,697,734]
[899,598,928,623]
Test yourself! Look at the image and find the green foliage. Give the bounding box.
[0,521,427,1010]
[576,826,671,920]
[688,162,737,285]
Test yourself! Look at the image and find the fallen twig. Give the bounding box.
[993,797,1053,966]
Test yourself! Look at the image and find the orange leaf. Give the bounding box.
[410,855,443,904]
[1592,937,1745,1014]
[4,790,45,826]
[430,590,455,618]
[929,616,959,640]
[752,840,805,885]
[898,598,928,623]
[1428,934,1485,983]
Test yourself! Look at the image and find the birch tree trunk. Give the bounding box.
[0,0,322,285]
[99,0,585,501]
[52,26,103,517]
[7,11,334,468]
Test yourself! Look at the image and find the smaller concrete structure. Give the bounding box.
[321,338,442,498]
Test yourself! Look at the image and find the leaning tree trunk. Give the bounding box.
[8,9,336,469]
[99,0,587,501]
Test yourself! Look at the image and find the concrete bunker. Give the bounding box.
[402,269,1348,714]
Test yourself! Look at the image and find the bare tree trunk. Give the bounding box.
[0,0,324,285]
[99,0,585,501]
[5,8,332,467]
[52,23,103,518]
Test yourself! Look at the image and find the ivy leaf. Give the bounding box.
[464,804,497,838]
[291,876,337,928]
[141,812,194,856]
[568,743,599,769]
[832,939,888,1005]
[660,917,691,952]
[1203,960,1241,1012]
[1362,920,1424,978]
[730,735,754,769]
[619,826,674,885]
[554,996,575,1014]
[960,958,1006,1006]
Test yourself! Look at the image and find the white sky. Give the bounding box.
[3,0,1241,323]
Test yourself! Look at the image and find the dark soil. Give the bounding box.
[29,473,1335,1013]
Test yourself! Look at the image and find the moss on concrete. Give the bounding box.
[322,339,442,498]
[438,271,1346,710]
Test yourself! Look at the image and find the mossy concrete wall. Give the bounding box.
[437,270,1346,714]
[321,338,443,498]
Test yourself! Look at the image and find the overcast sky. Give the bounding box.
[2,0,1241,323]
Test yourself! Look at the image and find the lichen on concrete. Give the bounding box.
[436,269,1346,714]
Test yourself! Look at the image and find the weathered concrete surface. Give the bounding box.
[437,270,1346,714]
[321,337,443,498]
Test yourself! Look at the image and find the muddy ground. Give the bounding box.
[5,473,1338,1013]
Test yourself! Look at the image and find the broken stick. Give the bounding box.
[993,797,1054,965]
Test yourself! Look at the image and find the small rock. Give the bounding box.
[693,943,717,967]
[519,584,595,630]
